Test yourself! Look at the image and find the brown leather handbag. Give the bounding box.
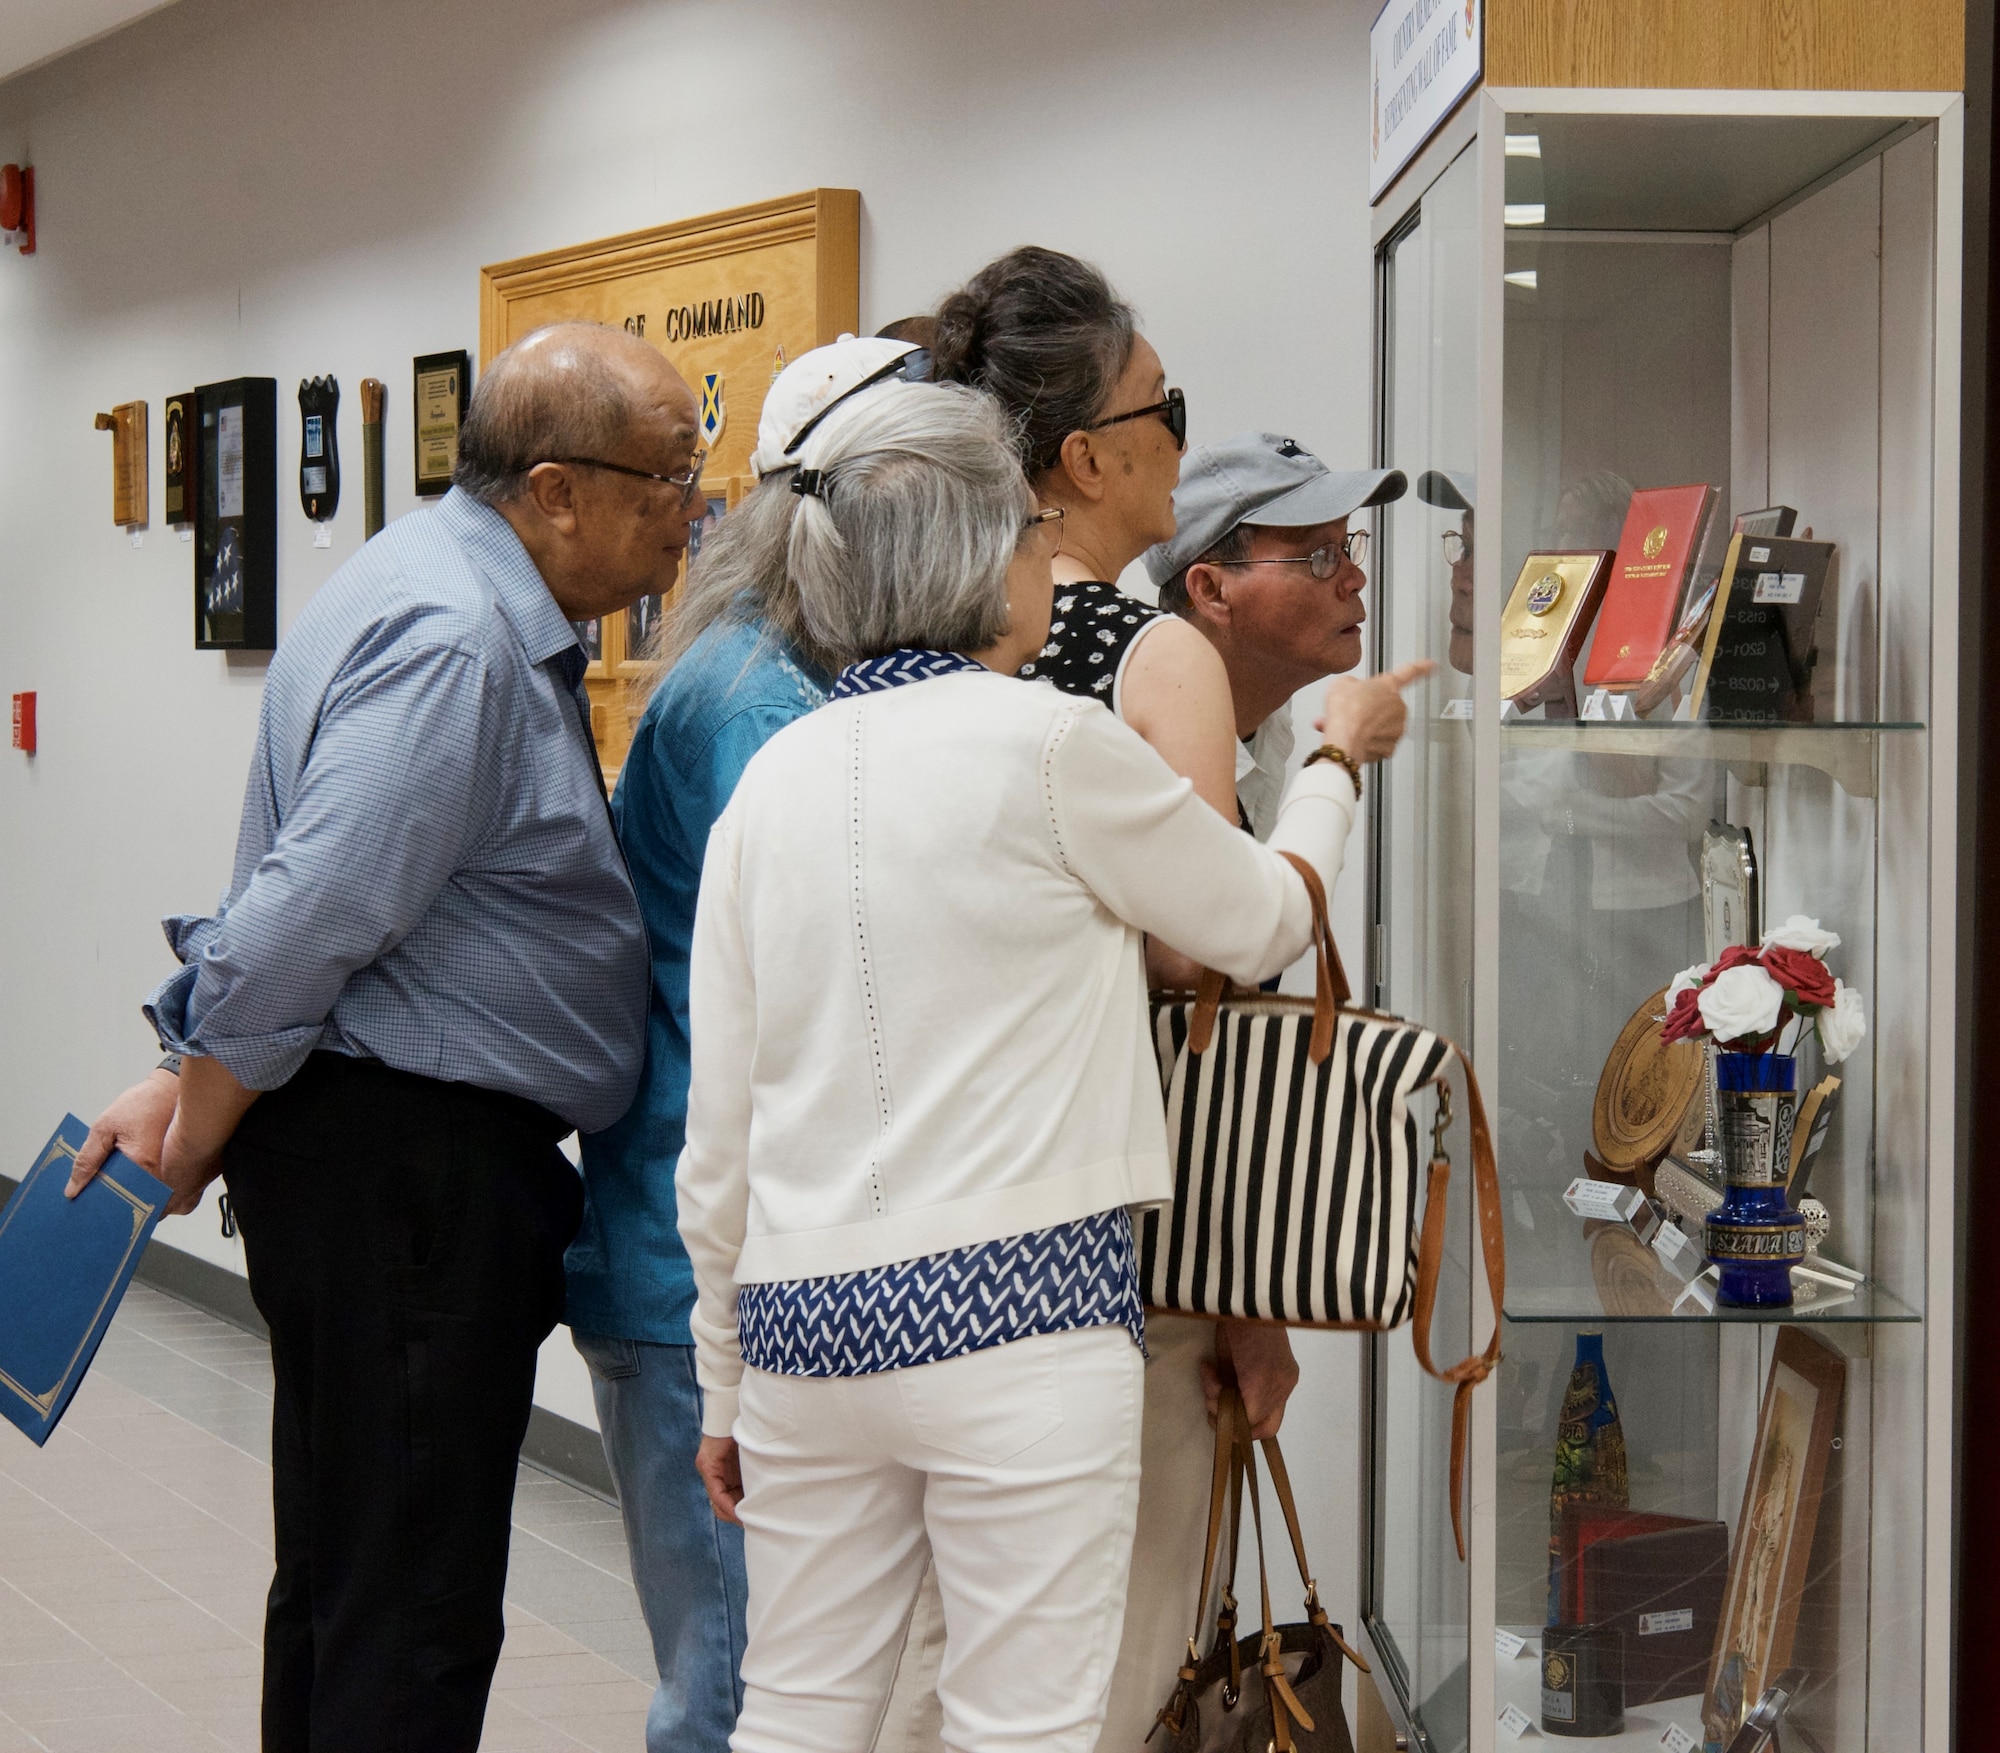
[1150,1384,1368,1753]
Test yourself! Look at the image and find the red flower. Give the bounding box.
[1660,988,1704,1043]
[1762,945,1836,1008]
[1712,944,1763,976]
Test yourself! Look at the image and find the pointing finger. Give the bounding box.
[1380,659,1439,692]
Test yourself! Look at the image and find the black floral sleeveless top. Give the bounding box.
[1019,579,1167,712]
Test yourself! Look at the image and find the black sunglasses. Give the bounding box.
[1085,387,1187,451]
[784,348,934,457]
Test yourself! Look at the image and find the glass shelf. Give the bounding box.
[1423,717,1927,798]
[1502,1278,1920,1326]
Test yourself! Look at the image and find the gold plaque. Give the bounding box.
[1499,549,1614,710]
[1592,984,1705,1179]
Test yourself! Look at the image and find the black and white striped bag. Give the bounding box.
[1140,854,1505,1556]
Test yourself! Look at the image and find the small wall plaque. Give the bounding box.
[413,350,470,496]
[93,401,147,527]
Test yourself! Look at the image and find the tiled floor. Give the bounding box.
[0,1283,655,1751]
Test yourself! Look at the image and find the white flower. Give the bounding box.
[1667,962,1710,1003]
[1762,914,1841,959]
[1697,964,1785,1044]
[1817,980,1868,1064]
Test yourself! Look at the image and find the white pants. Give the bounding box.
[730,1326,1145,1753]
[873,1315,1221,1753]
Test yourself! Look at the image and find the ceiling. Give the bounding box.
[0,0,182,87]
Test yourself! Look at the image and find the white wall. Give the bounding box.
[0,0,1381,1628]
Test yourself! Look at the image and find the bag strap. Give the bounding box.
[1256,1431,1371,1674]
[1231,1388,1317,1752]
[1152,1379,1250,1742]
[1406,1042,1507,1563]
[1187,851,1349,1059]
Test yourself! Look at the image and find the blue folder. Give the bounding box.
[0,1115,171,1446]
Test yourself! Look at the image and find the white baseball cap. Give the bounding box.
[749,336,931,479]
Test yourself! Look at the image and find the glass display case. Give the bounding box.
[1364,88,1961,1753]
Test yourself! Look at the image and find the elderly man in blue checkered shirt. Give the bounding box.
[68,323,702,1753]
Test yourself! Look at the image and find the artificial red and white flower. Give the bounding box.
[1660,915,1867,1064]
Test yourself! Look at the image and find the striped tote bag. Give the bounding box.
[1142,854,1505,1557]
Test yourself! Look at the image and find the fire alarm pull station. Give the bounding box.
[11,692,35,754]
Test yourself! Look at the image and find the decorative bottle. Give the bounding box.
[1546,1329,1629,1625]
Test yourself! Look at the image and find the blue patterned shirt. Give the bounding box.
[144,490,649,1132]
[735,648,1147,1376]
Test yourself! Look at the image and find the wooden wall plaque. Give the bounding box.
[480,189,860,777]
[94,401,148,528]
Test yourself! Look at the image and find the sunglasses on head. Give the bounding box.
[783,348,934,458]
[1084,386,1187,451]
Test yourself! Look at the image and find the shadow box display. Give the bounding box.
[1360,88,1960,1753]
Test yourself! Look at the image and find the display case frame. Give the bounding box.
[1362,86,1962,1753]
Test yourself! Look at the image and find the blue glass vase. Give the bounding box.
[1704,1051,1804,1307]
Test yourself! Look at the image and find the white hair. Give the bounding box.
[786,380,1030,665]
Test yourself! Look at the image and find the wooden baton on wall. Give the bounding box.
[360,377,386,538]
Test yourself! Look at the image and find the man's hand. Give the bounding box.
[1316,659,1438,765]
[149,1055,261,1216]
[67,1069,179,1199]
[1202,1321,1301,1442]
[696,1434,744,1525]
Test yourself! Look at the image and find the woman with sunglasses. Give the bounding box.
[930,248,1239,865]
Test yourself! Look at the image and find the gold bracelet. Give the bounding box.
[1303,743,1363,799]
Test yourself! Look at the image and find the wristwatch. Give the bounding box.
[157,1053,183,1077]
[1303,743,1363,800]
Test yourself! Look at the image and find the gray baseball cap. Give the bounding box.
[1143,433,1407,586]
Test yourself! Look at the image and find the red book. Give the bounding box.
[1583,484,1717,689]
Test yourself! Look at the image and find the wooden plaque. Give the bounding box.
[1592,985,1705,1182]
[94,401,148,528]
[480,188,859,775]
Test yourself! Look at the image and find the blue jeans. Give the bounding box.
[572,1334,748,1753]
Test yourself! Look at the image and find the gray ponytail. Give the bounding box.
[785,380,1028,666]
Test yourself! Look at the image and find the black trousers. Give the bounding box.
[224,1052,582,1753]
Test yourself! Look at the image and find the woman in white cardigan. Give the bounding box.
[677,381,1428,1753]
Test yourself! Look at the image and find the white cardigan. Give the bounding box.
[676,670,1355,1434]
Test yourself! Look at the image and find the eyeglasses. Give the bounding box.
[1442,529,1474,564]
[1085,386,1187,451]
[534,450,709,510]
[1020,505,1065,554]
[1213,529,1369,580]
[784,347,934,456]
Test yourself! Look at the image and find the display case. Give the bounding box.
[1363,89,1960,1753]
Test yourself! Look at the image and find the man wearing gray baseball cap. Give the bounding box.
[1146,432,1410,835]
[1092,436,1426,1748]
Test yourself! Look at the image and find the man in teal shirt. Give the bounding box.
[565,336,931,1752]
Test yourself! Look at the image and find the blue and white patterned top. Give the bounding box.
[735,647,1147,1376]
[144,491,648,1132]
